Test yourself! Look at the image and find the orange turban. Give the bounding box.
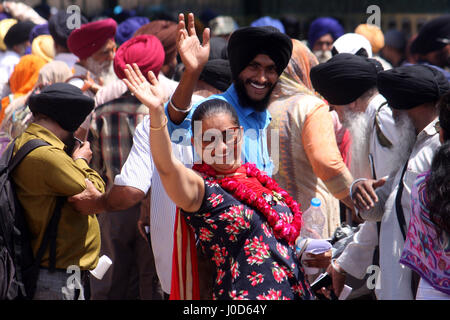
[0,54,47,123]
[355,24,384,54]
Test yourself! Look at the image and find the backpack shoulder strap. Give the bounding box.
[33,196,64,272]
[374,101,394,149]
[10,139,63,271]
[8,139,50,172]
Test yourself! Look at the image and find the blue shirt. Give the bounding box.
[165,84,274,176]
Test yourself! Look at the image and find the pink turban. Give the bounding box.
[113,34,165,79]
[67,18,117,60]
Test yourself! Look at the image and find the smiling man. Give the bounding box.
[166,13,293,176]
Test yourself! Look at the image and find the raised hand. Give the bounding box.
[122,63,165,113]
[177,13,210,74]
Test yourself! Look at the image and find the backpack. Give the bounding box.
[0,139,64,300]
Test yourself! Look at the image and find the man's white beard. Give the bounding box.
[313,50,332,64]
[85,57,117,86]
[387,112,416,176]
[343,109,416,180]
[343,110,372,179]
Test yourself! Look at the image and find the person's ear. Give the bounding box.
[348,100,359,113]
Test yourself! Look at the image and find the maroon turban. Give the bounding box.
[67,18,117,60]
[134,20,177,66]
[114,34,165,80]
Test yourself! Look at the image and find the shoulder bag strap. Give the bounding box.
[374,101,394,149]
[395,162,409,240]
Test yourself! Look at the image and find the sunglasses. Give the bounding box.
[199,126,242,150]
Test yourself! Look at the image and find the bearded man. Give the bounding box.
[307,17,344,64]
[166,13,293,177]
[311,53,412,180]
[66,18,118,140]
[67,18,118,97]
[310,53,414,299]
[351,64,449,299]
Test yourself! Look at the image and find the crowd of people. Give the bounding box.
[0,1,448,301]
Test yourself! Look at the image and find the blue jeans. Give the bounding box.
[33,268,86,300]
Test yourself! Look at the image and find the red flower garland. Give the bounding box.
[193,162,303,245]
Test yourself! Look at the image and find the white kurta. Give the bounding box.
[0,50,20,97]
[337,94,404,279]
[359,118,440,299]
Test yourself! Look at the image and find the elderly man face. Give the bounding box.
[90,38,116,64]
[84,38,116,83]
[312,33,334,52]
[312,33,334,63]
[330,94,370,126]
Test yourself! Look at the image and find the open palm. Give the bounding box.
[177,13,210,73]
[122,63,165,113]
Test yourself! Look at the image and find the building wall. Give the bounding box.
[17,0,450,37]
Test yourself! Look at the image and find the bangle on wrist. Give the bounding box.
[150,115,168,131]
[331,259,347,275]
[169,96,193,114]
[349,178,368,200]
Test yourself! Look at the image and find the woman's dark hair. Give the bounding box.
[437,91,450,141]
[191,98,240,134]
[426,140,450,236]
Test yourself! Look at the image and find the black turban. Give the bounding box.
[48,10,88,49]
[310,53,383,105]
[4,21,36,48]
[411,15,450,54]
[227,26,292,80]
[199,59,232,92]
[28,83,94,132]
[377,64,450,110]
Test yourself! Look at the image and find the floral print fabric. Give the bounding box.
[181,176,314,300]
[400,172,450,295]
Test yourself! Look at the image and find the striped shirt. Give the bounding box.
[114,116,194,294]
[89,93,148,186]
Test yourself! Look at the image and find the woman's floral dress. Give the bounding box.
[181,175,314,300]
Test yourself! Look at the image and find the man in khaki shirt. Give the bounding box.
[11,83,105,300]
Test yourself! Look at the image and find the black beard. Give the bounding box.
[234,78,275,112]
[62,133,76,156]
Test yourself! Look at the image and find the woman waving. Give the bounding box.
[123,63,314,300]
